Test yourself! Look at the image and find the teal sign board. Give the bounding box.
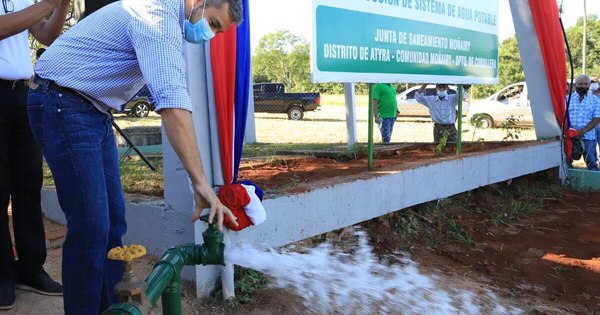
[311,0,499,84]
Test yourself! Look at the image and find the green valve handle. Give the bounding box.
[198,214,225,265]
[199,214,216,228]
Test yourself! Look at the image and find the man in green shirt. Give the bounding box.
[372,83,398,143]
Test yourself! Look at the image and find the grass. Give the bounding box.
[320,94,369,107]
[485,177,560,226]
[113,113,161,128]
[446,219,477,246]
[215,267,268,305]
[387,173,561,247]
[43,156,164,197]
[242,142,342,158]
[119,157,164,196]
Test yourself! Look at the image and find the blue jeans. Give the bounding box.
[378,117,395,143]
[27,83,126,314]
[596,125,600,159]
[569,138,598,171]
[581,139,599,171]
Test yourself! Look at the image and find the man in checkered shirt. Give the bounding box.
[567,74,600,170]
[27,0,243,313]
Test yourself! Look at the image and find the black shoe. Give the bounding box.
[16,271,62,296]
[0,280,15,310]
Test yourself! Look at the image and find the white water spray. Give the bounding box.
[225,231,522,314]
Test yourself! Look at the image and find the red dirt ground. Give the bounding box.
[228,141,600,314]
[362,176,600,314]
[238,141,534,196]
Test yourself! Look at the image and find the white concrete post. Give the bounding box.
[245,70,257,144]
[508,0,565,180]
[220,231,235,300]
[509,0,561,139]
[197,44,235,300]
[163,42,222,297]
[344,83,358,148]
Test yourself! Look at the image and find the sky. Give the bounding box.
[247,0,600,54]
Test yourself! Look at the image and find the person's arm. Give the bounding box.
[414,83,428,105]
[373,99,379,122]
[0,0,62,40]
[577,117,600,139]
[29,0,71,45]
[461,86,470,102]
[160,108,238,230]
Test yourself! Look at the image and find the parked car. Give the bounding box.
[467,82,533,129]
[253,83,321,120]
[120,85,155,118]
[395,85,469,117]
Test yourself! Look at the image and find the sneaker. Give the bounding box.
[0,280,16,310]
[16,271,62,296]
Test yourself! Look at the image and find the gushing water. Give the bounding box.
[225,231,522,315]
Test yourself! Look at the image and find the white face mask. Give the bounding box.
[590,83,599,91]
[437,90,447,97]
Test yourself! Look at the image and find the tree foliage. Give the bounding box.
[251,30,371,94]
[470,36,524,99]
[564,15,600,79]
[252,30,314,92]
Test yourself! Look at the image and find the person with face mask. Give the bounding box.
[589,78,599,97]
[567,74,600,171]
[415,83,469,143]
[589,78,600,157]
[27,0,243,313]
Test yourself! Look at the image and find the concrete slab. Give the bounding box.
[567,168,600,192]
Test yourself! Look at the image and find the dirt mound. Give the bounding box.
[238,141,524,197]
[358,174,600,314]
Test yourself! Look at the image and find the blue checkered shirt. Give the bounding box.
[567,92,600,140]
[35,0,191,113]
[415,92,461,125]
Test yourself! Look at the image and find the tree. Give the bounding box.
[252,30,315,92]
[565,15,600,78]
[582,0,587,74]
[469,36,525,99]
[252,29,361,94]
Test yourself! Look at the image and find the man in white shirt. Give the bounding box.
[0,0,69,309]
[415,83,468,143]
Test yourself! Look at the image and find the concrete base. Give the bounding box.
[41,140,562,285]
[227,141,562,248]
[567,168,600,192]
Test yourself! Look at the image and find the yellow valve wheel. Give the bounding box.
[108,245,147,262]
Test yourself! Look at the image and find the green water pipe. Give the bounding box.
[368,83,374,169]
[103,217,224,315]
[457,84,463,155]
